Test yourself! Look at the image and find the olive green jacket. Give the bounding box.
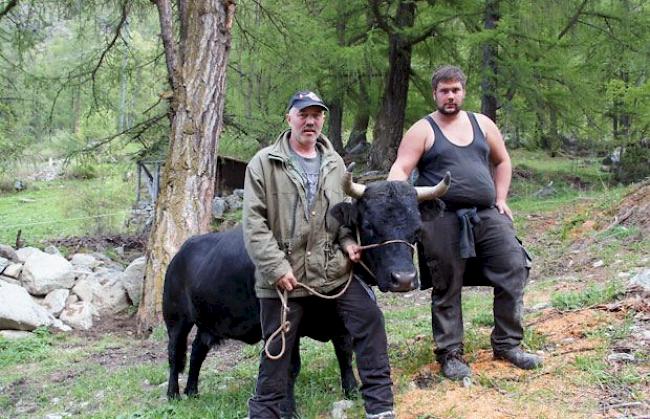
[243,130,355,298]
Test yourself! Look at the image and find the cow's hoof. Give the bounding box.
[184,388,200,398]
[167,392,181,401]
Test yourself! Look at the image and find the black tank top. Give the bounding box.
[415,112,496,208]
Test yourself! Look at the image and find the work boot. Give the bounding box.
[494,347,542,370]
[439,351,471,380]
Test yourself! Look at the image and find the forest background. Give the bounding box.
[1,0,649,325]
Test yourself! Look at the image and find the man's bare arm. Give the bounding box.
[388,119,431,181]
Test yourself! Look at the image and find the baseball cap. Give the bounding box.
[286,91,329,112]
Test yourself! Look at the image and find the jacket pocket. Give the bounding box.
[325,242,352,280]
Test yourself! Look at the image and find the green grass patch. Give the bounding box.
[551,281,624,311]
[0,327,54,368]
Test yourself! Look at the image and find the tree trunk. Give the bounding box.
[480,0,499,122]
[368,1,415,171]
[327,98,345,154]
[346,74,370,152]
[137,0,236,333]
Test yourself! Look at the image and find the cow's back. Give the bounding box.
[163,226,261,344]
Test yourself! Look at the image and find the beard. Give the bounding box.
[437,102,461,115]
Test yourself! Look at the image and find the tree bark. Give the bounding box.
[368,0,416,171]
[327,98,345,154]
[137,0,236,333]
[480,0,499,122]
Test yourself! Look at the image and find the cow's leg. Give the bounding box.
[331,334,358,398]
[279,337,301,417]
[185,328,214,397]
[166,318,194,400]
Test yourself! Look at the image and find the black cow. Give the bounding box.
[163,171,450,415]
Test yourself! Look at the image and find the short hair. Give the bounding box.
[431,65,467,90]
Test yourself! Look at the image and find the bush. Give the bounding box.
[614,141,650,184]
[66,163,98,180]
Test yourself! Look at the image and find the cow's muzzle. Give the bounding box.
[390,270,417,292]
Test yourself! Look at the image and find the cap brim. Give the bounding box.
[290,100,329,112]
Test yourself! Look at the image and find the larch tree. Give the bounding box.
[137,0,236,332]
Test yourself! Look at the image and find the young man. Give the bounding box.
[244,91,395,418]
[388,65,541,380]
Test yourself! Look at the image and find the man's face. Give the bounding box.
[434,80,465,116]
[286,105,326,147]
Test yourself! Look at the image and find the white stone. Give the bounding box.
[0,281,53,330]
[2,262,22,279]
[20,250,75,296]
[331,400,355,419]
[0,330,34,340]
[60,301,94,330]
[43,289,70,316]
[0,257,8,273]
[72,278,101,302]
[0,275,20,286]
[72,274,129,315]
[50,318,72,332]
[70,253,99,269]
[15,246,40,263]
[43,245,62,256]
[121,256,145,306]
[629,268,650,292]
[592,260,605,268]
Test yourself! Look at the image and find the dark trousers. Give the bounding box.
[248,277,393,418]
[419,207,528,359]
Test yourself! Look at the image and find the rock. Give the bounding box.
[629,268,650,292]
[0,330,34,340]
[70,253,99,269]
[50,318,72,332]
[331,400,354,419]
[20,250,75,296]
[607,352,635,363]
[15,246,40,263]
[592,260,605,268]
[212,196,227,219]
[43,245,62,256]
[121,256,145,306]
[0,244,19,262]
[43,289,70,316]
[66,294,79,305]
[0,281,53,331]
[59,301,94,330]
[2,262,22,279]
[224,193,243,211]
[0,275,20,286]
[114,246,125,258]
[0,257,8,273]
[72,278,102,302]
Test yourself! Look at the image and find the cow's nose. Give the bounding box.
[390,271,417,292]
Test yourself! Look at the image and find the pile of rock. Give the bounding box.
[0,243,145,338]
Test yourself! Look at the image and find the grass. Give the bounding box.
[0,165,136,245]
[550,281,624,311]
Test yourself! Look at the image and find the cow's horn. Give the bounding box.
[342,165,365,198]
[415,171,451,202]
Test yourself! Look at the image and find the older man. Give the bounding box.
[388,66,541,381]
[244,91,395,418]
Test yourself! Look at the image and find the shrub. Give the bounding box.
[66,163,98,180]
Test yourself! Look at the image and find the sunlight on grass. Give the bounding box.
[551,281,624,311]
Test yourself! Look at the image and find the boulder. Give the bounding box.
[72,274,129,315]
[72,278,102,302]
[121,256,145,306]
[0,257,8,273]
[2,262,23,279]
[20,250,75,296]
[0,275,20,286]
[59,301,94,330]
[70,253,99,269]
[15,246,40,263]
[42,289,70,317]
[0,281,53,331]
[43,245,62,256]
[0,244,19,262]
[0,330,34,340]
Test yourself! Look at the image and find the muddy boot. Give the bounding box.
[494,347,542,370]
[439,351,471,381]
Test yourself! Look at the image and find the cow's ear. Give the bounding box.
[329,202,358,227]
[419,198,445,221]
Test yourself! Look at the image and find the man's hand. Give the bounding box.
[496,199,513,221]
[276,270,298,292]
[345,243,362,263]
